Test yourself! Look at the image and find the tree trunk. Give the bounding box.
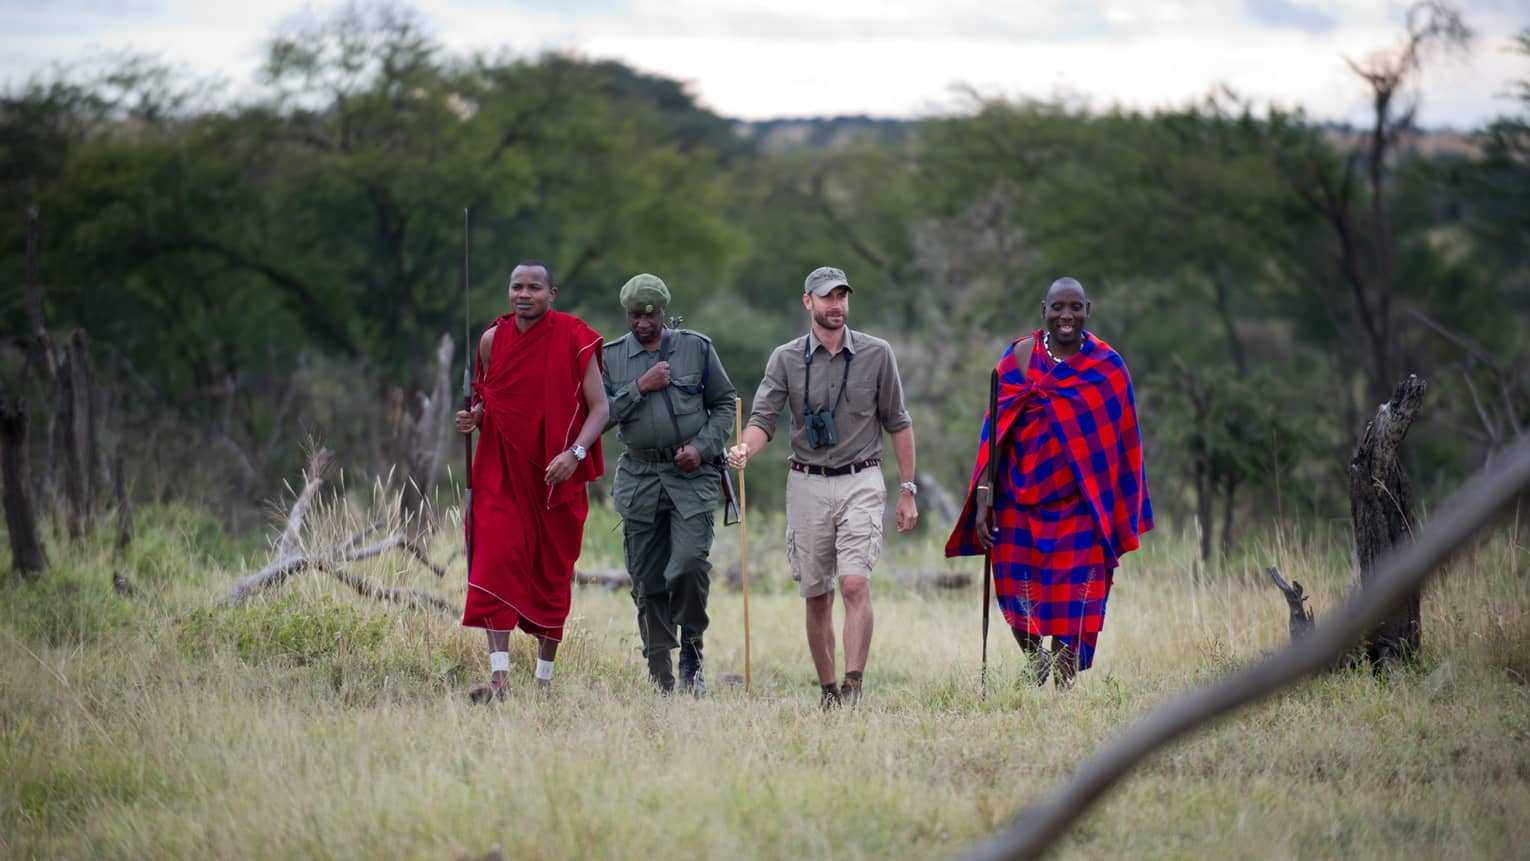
[387,334,453,538]
[24,206,57,514]
[1348,374,1428,672]
[113,455,133,551]
[1,396,48,578]
[1220,475,1238,561]
[1194,458,1213,565]
[57,329,98,540]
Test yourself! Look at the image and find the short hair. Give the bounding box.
[513,259,554,287]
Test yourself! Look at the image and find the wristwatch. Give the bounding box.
[899,481,918,495]
[570,444,588,461]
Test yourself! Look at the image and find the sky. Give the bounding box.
[2,0,1526,129]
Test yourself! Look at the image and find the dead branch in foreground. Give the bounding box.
[216,447,449,610]
[951,432,1530,861]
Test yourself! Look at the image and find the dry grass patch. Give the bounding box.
[2,507,1528,859]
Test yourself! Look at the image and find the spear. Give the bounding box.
[463,208,474,577]
[982,368,998,698]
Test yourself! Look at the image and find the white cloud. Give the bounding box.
[1,0,1521,127]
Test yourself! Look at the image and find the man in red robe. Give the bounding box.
[455,259,608,700]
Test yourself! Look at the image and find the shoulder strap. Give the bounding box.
[658,330,684,447]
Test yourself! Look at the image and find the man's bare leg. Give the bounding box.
[487,630,511,685]
[840,575,873,674]
[535,636,560,692]
[470,629,514,703]
[839,575,872,706]
[805,590,838,681]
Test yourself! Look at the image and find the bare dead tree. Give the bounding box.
[1267,567,1316,641]
[217,446,447,609]
[950,431,1530,861]
[1408,309,1528,457]
[1272,2,1470,408]
[57,329,98,540]
[113,455,133,551]
[1350,375,1428,672]
[386,333,454,538]
[24,206,57,513]
[1,394,48,578]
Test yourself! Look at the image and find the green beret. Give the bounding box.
[619,273,670,313]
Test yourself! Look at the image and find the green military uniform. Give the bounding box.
[602,274,737,692]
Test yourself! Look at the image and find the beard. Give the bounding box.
[812,309,846,330]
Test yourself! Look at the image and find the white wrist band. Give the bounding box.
[489,651,511,673]
[535,658,555,681]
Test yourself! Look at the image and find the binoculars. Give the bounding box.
[805,406,839,449]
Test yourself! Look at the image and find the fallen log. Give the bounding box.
[575,568,631,590]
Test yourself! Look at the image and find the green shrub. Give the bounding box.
[178,597,386,665]
[0,568,141,647]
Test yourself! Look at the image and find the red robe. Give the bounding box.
[462,310,604,641]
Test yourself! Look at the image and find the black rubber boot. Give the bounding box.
[648,651,675,693]
[678,638,705,696]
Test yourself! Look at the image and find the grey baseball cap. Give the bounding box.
[804,266,853,296]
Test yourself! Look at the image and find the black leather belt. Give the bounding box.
[789,458,880,477]
[628,447,677,463]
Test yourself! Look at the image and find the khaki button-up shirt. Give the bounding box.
[747,328,911,468]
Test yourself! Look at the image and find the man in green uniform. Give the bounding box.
[603,274,738,694]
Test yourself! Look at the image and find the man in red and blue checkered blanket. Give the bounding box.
[945,277,1152,687]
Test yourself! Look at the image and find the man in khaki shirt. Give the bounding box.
[727,266,919,710]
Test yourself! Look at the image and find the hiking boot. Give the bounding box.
[678,639,706,696]
[648,651,676,694]
[820,683,842,711]
[841,675,863,709]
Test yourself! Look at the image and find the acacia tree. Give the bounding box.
[1267,1,1471,409]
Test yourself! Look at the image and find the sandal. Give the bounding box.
[468,679,509,704]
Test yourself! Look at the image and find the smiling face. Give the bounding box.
[803,285,851,331]
[508,264,554,323]
[627,306,665,346]
[1041,278,1090,350]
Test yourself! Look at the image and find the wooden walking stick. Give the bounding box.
[981,368,998,698]
[734,397,751,694]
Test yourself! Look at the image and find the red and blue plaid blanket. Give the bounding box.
[945,330,1153,566]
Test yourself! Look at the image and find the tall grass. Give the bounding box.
[2,499,1527,859]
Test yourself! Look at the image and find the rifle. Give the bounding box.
[462,208,474,577]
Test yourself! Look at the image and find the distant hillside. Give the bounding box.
[734,115,915,152]
[735,114,1480,158]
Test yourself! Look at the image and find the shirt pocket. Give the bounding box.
[669,373,706,415]
[844,363,880,419]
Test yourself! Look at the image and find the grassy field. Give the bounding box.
[2,499,1528,860]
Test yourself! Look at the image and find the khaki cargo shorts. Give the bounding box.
[784,466,886,598]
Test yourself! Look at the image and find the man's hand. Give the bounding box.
[636,361,671,394]
[726,443,750,470]
[976,486,997,550]
[545,450,579,485]
[673,444,702,472]
[455,406,481,434]
[895,491,919,533]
